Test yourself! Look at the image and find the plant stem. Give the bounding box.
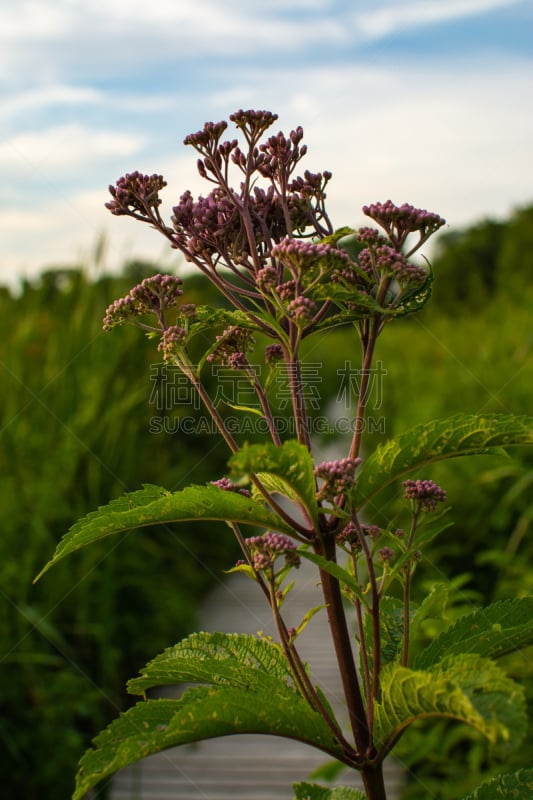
[266,577,356,756]
[401,511,419,666]
[317,535,370,755]
[349,318,380,461]
[283,341,313,450]
[361,762,388,800]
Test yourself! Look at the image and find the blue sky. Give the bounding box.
[1,0,532,286]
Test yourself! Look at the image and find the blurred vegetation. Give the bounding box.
[1,203,531,799]
[0,262,237,799]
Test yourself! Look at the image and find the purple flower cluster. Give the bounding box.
[245,531,300,572]
[230,109,279,140]
[336,519,360,548]
[290,169,332,201]
[171,188,242,259]
[337,521,381,549]
[256,266,279,292]
[104,112,446,338]
[256,126,307,183]
[363,201,445,249]
[403,479,447,512]
[183,119,229,149]
[314,457,362,501]
[206,326,255,369]
[286,296,317,323]
[103,274,183,330]
[107,111,337,316]
[105,171,167,216]
[210,477,252,497]
[271,238,352,277]
[359,245,427,287]
[378,547,395,564]
[361,524,381,540]
[265,344,284,364]
[157,325,188,361]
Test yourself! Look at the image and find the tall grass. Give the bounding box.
[0,266,234,799]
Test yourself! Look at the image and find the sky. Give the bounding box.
[1,0,532,287]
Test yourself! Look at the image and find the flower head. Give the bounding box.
[403,479,447,512]
[363,201,445,248]
[103,274,183,330]
[206,326,255,368]
[378,547,395,564]
[158,326,187,361]
[286,295,317,323]
[211,477,252,497]
[336,519,360,549]
[271,237,352,280]
[314,457,361,502]
[245,531,300,572]
[105,172,167,216]
[265,344,284,364]
[229,109,279,140]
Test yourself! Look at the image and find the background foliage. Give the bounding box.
[1,204,531,799]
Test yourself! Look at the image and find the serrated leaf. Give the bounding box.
[353,414,533,509]
[293,782,366,800]
[374,655,526,756]
[310,282,377,310]
[35,484,294,580]
[127,631,293,695]
[414,597,533,669]
[229,440,319,525]
[73,685,344,800]
[321,228,358,249]
[388,265,433,318]
[360,596,408,673]
[192,306,257,332]
[460,768,533,799]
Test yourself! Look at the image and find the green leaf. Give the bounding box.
[374,655,526,756]
[353,414,533,509]
[414,597,533,669]
[460,768,533,799]
[191,306,258,334]
[229,440,319,526]
[298,550,367,607]
[127,631,294,695]
[73,685,344,800]
[35,484,294,580]
[388,264,433,318]
[360,596,408,673]
[408,582,450,661]
[293,783,366,800]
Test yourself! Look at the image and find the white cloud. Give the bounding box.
[1,1,531,284]
[355,0,524,40]
[1,1,71,39]
[0,125,145,174]
[2,55,532,286]
[0,0,347,88]
[0,85,102,121]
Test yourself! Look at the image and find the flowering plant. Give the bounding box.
[37,110,533,800]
